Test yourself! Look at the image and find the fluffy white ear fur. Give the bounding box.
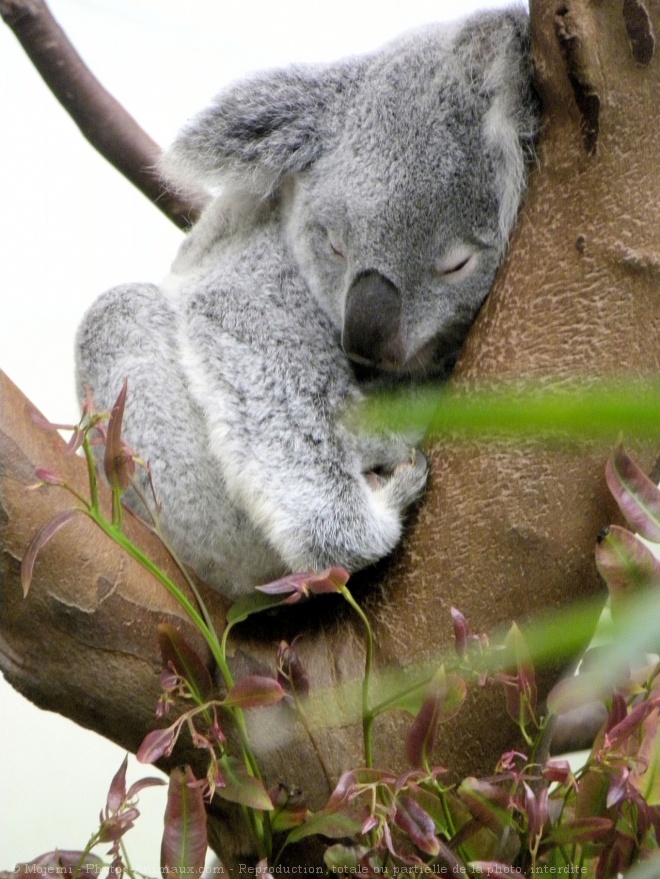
[160,65,356,198]
[481,17,538,249]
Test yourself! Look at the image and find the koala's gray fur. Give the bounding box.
[76,8,538,598]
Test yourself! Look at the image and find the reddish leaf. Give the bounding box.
[405,666,466,767]
[277,640,310,698]
[103,379,133,491]
[28,404,77,432]
[394,766,446,793]
[21,509,79,596]
[450,606,468,658]
[126,775,167,800]
[157,624,213,702]
[596,830,635,879]
[64,427,85,456]
[216,757,273,811]
[256,567,349,603]
[106,755,128,815]
[606,693,660,749]
[606,445,660,542]
[606,691,629,732]
[34,467,65,486]
[326,770,358,812]
[382,821,424,867]
[523,782,548,838]
[596,525,660,615]
[98,806,140,843]
[606,769,630,809]
[542,759,573,786]
[222,675,285,709]
[161,766,207,875]
[136,724,179,764]
[393,795,441,856]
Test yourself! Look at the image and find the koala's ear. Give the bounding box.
[465,10,539,249]
[162,64,360,195]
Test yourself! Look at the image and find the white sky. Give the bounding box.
[0,0,514,871]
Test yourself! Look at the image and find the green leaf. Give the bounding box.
[157,624,213,702]
[502,623,536,726]
[216,757,273,811]
[323,844,369,871]
[546,816,613,845]
[407,787,452,836]
[160,766,207,876]
[457,777,513,837]
[284,811,362,845]
[226,590,290,627]
[354,381,660,442]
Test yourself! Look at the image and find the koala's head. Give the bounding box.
[164,8,538,377]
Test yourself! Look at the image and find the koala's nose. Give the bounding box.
[342,271,404,368]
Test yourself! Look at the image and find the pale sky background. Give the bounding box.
[1,0,514,871]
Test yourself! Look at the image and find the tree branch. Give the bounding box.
[0,0,208,229]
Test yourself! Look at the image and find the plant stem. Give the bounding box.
[71,833,100,879]
[84,507,269,853]
[128,477,218,638]
[340,585,375,768]
[82,436,99,512]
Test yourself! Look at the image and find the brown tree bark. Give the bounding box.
[2,0,660,867]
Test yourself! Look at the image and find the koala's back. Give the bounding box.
[77,207,398,597]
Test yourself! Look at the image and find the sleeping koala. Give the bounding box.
[76,8,538,598]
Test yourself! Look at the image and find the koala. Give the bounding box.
[76,8,538,598]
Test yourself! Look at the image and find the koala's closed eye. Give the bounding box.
[326,229,347,259]
[436,245,481,281]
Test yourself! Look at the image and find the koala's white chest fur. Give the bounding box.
[76,7,538,597]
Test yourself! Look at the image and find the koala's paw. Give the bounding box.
[368,448,428,511]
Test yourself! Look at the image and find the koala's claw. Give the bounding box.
[369,447,428,511]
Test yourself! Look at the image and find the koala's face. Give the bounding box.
[276,20,533,378]
[282,75,503,377]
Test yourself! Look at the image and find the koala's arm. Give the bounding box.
[177,269,426,576]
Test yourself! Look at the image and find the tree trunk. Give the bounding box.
[2,0,660,866]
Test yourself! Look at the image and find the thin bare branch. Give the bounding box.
[0,0,208,229]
